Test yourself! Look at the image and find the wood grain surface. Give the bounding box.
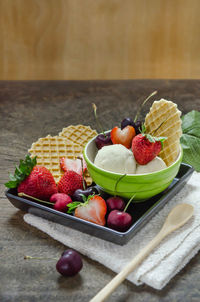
[0,80,200,302]
[1,0,200,80]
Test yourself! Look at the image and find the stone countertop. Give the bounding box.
[1,80,200,302]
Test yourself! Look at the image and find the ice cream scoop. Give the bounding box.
[136,156,166,174]
[94,144,136,174]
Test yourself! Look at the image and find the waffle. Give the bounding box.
[59,125,97,149]
[28,135,92,185]
[145,99,182,166]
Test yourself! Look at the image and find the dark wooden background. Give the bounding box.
[1,80,200,302]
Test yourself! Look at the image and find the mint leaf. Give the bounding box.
[181,110,200,138]
[181,110,200,172]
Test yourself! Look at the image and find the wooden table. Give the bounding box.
[1,80,200,302]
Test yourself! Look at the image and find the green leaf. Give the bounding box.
[4,155,37,188]
[9,173,16,181]
[181,110,200,172]
[80,194,87,203]
[87,194,95,201]
[67,201,82,214]
[145,134,155,143]
[5,180,18,188]
[181,110,200,137]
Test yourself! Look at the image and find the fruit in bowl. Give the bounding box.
[83,99,183,201]
[83,133,183,201]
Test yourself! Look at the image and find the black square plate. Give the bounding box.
[5,163,193,245]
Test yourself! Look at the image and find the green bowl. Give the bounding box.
[83,135,183,201]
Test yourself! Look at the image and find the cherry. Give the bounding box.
[24,249,83,277]
[106,196,125,212]
[92,103,113,149]
[95,132,113,150]
[107,194,135,232]
[56,249,83,277]
[121,117,135,130]
[107,210,132,232]
[50,193,72,212]
[72,186,99,202]
[121,91,157,134]
[134,120,142,135]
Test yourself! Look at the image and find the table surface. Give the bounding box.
[1,80,200,302]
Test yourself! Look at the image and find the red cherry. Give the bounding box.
[106,196,125,212]
[50,193,72,212]
[107,210,133,232]
[56,249,83,276]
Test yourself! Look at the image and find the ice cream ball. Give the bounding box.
[136,156,167,174]
[94,144,136,174]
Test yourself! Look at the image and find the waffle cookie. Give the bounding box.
[145,99,182,166]
[59,125,97,149]
[28,135,92,185]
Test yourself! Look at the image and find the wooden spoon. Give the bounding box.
[90,203,194,302]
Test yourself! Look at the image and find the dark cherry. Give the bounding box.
[95,132,112,150]
[72,186,99,202]
[134,120,142,135]
[56,249,83,277]
[121,117,135,130]
[121,118,142,135]
[107,210,133,232]
[106,196,125,212]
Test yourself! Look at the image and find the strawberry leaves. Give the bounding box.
[5,155,37,188]
[145,133,166,148]
[67,194,95,214]
[67,202,83,214]
[141,123,167,148]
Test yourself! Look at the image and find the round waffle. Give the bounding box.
[28,135,92,185]
[145,99,182,166]
[59,125,97,148]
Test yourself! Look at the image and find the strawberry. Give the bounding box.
[67,195,107,226]
[5,155,58,200]
[132,133,165,165]
[58,170,83,196]
[17,166,58,200]
[111,125,136,149]
[60,155,87,175]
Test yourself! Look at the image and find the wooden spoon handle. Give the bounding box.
[90,231,165,302]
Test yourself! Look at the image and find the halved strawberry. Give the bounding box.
[60,155,87,175]
[67,195,107,226]
[111,125,136,149]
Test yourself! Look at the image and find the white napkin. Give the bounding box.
[23,171,200,290]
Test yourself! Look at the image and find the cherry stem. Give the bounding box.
[92,103,107,138]
[24,255,57,261]
[123,194,136,212]
[134,91,157,123]
[18,192,53,205]
[114,174,126,194]
[77,156,86,190]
